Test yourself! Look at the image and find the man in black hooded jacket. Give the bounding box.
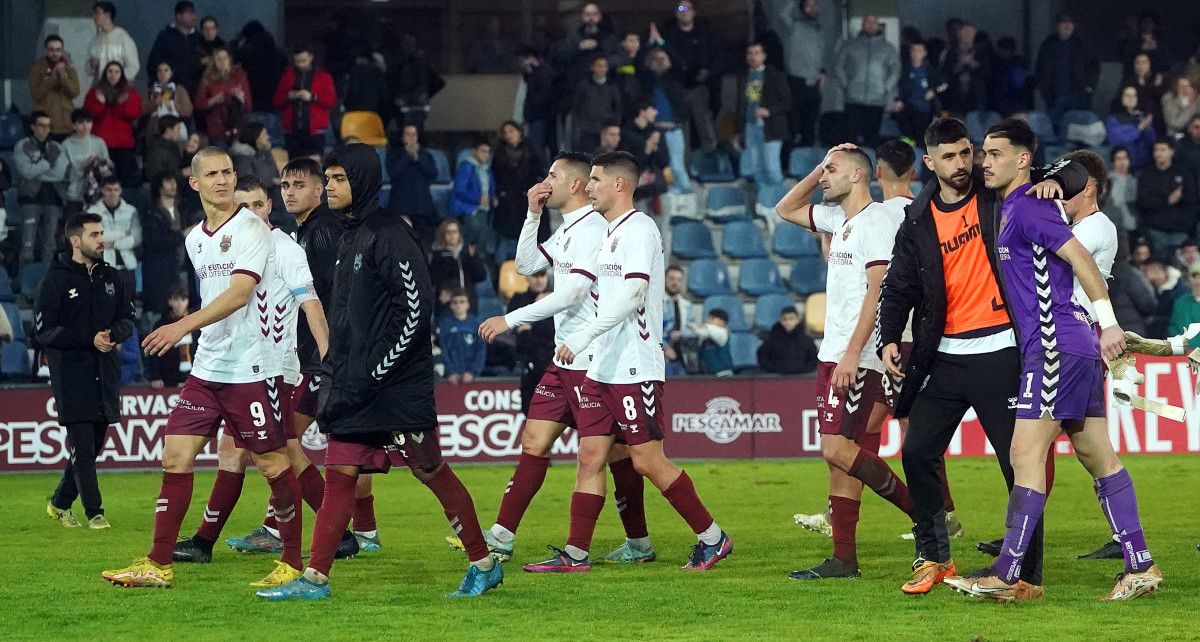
[255,143,502,601]
[37,212,135,529]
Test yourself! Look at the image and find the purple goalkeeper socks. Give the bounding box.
[1095,468,1153,573]
[992,486,1046,583]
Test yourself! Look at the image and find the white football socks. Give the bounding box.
[698,522,722,546]
[489,524,515,544]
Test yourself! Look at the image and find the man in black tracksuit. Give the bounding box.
[256,144,502,601]
[36,212,135,529]
[877,118,1088,595]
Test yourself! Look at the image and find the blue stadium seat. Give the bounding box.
[1,340,29,377]
[789,256,827,295]
[686,259,733,297]
[721,220,767,259]
[869,181,884,201]
[378,184,391,208]
[19,262,47,298]
[738,258,786,296]
[689,148,736,183]
[729,332,762,373]
[1060,109,1101,134]
[705,186,749,222]
[0,270,13,302]
[474,277,497,301]
[773,223,820,258]
[879,116,902,139]
[788,146,826,178]
[1042,143,1068,164]
[0,114,22,151]
[862,146,877,168]
[702,295,749,332]
[429,149,452,184]
[476,296,505,320]
[753,293,797,331]
[965,110,1001,143]
[377,147,389,185]
[670,220,717,259]
[913,147,929,180]
[1026,110,1058,144]
[755,182,788,212]
[430,185,452,221]
[2,302,23,340]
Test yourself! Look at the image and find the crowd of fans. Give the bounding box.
[7,1,1200,384]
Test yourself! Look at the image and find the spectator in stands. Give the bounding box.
[553,2,620,91]
[1131,238,1152,266]
[451,138,498,254]
[519,47,557,162]
[1143,257,1188,337]
[663,264,697,377]
[1125,53,1165,136]
[439,288,485,384]
[638,43,691,193]
[14,111,69,268]
[893,41,942,141]
[86,176,140,295]
[195,46,251,145]
[140,174,186,321]
[595,122,622,154]
[389,34,445,134]
[757,305,818,374]
[230,122,280,190]
[770,0,825,147]
[0,300,11,345]
[610,30,642,112]
[84,61,141,188]
[737,41,790,188]
[1137,138,1198,255]
[571,55,622,151]
[1161,76,1200,138]
[990,36,1032,116]
[1034,12,1097,130]
[143,115,185,187]
[835,15,899,146]
[147,1,202,95]
[86,1,139,87]
[621,99,669,200]
[60,109,110,215]
[141,61,194,149]
[692,309,732,377]
[386,124,439,243]
[38,211,134,530]
[936,20,991,116]
[492,121,543,244]
[508,269,555,413]
[145,285,191,388]
[197,16,225,69]
[429,219,487,305]
[1111,246,1157,336]
[469,16,516,75]
[274,43,336,160]
[1121,12,1172,77]
[343,48,389,117]
[661,0,720,151]
[1106,86,1156,169]
[234,20,288,135]
[29,35,80,141]
[1175,116,1200,175]
[1104,146,1138,257]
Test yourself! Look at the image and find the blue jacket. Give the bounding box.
[450,160,495,219]
[1105,115,1155,170]
[439,314,485,376]
[386,146,438,225]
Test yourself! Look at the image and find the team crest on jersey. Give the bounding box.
[842,224,853,241]
[105,282,115,296]
[353,253,363,272]
[220,235,232,253]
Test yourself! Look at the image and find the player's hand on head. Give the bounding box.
[1025,180,1064,200]
[882,343,905,379]
[1100,325,1127,361]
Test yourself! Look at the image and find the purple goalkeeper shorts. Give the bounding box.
[1015,352,1106,421]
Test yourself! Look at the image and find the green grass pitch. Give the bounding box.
[3,455,1198,641]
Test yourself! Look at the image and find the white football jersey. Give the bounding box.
[878,195,914,342]
[811,202,902,371]
[185,208,281,383]
[270,227,318,386]
[506,205,604,370]
[587,210,665,384]
[1068,209,1117,322]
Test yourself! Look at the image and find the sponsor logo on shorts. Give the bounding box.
[671,396,782,444]
[534,384,557,399]
[174,399,205,413]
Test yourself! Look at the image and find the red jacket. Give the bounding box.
[273,66,337,135]
[83,86,142,150]
[194,68,252,141]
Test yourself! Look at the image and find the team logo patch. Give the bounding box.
[105,282,115,296]
[353,253,363,272]
[67,288,78,299]
[220,235,232,253]
[842,224,853,241]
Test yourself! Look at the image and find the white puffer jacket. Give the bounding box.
[87,198,142,269]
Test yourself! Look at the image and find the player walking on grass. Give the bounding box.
[256,144,501,601]
[447,151,656,564]
[944,118,1162,602]
[103,148,304,589]
[775,144,916,580]
[524,151,731,573]
[172,176,360,566]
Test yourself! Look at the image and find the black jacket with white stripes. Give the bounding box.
[317,144,437,434]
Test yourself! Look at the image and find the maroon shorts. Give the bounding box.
[882,342,914,409]
[527,364,588,426]
[167,375,288,454]
[293,373,321,419]
[575,378,664,445]
[816,362,886,441]
[324,430,443,474]
[226,382,296,439]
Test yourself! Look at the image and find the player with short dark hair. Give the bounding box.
[524,151,732,574]
[945,118,1162,601]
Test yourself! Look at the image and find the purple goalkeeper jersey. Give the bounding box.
[995,183,1100,359]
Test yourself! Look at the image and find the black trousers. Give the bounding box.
[901,348,1045,585]
[51,422,110,519]
[787,76,821,147]
[843,103,884,147]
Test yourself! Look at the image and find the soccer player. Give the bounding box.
[523,151,731,573]
[944,118,1162,601]
[256,143,501,600]
[102,147,304,589]
[774,144,915,580]
[448,151,656,564]
[172,175,360,565]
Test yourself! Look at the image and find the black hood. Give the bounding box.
[52,252,104,275]
[326,143,382,223]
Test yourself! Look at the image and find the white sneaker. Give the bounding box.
[900,511,965,540]
[793,511,832,537]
